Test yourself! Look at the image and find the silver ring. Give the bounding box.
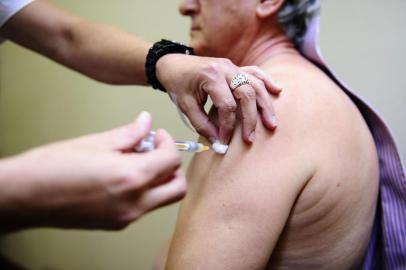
[230,73,250,91]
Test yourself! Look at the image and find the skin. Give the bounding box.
[164,0,380,269]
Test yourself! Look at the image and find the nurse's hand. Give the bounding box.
[156,54,282,144]
[0,112,186,231]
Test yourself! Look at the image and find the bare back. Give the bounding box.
[266,59,379,270]
[166,54,379,270]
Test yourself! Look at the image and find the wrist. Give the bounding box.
[145,39,194,92]
[155,54,184,92]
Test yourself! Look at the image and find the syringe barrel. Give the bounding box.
[176,140,199,152]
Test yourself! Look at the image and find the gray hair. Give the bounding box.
[277,0,321,45]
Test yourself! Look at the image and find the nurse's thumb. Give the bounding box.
[99,111,153,151]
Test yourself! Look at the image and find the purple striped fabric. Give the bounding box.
[298,16,406,269]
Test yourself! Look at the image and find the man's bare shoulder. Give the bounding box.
[257,55,379,169]
[168,54,379,270]
[263,55,361,134]
[189,55,360,196]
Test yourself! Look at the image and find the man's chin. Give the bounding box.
[189,40,210,57]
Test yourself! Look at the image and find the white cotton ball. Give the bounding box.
[212,141,229,155]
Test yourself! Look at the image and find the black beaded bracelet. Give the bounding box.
[145,39,194,92]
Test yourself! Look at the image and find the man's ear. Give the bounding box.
[256,0,284,19]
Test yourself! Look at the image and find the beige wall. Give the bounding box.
[0,0,405,269]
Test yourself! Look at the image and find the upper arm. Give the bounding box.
[0,0,79,60]
[165,105,317,269]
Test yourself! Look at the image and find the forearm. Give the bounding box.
[0,152,63,231]
[0,156,37,231]
[59,19,151,85]
[0,0,151,85]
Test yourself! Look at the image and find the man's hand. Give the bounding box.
[156,54,282,144]
[0,112,186,231]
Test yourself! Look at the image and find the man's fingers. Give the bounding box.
[248,76,278,130]
[241,66,282,95]
[232,84,258,143]
[178,97,219,142]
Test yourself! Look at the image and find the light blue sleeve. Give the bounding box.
[0,0,35,43]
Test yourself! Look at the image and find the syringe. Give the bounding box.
[135,132,210,153]
[175,140,210,153]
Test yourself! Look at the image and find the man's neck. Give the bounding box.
[239,27,297,67]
